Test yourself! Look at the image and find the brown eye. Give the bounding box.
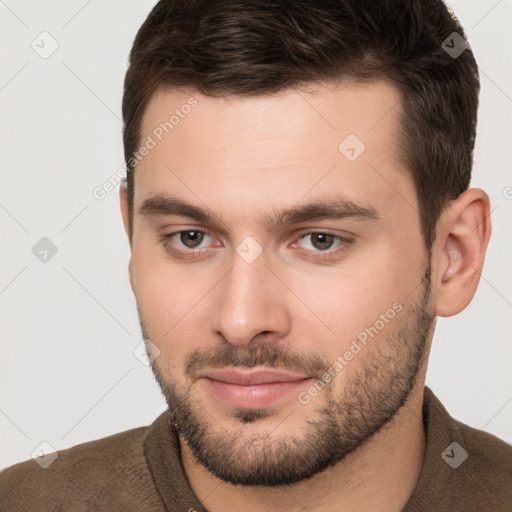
[297,232,343,252]
[294,232,353,261]
[160,229,215,260]
[179,230,206,249]
[308,233,336,251]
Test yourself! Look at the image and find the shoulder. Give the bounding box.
[453,417,512,490]
[0,423,165,512]
[405,388,512,512]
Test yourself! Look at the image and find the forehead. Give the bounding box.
[140,80,403,150]
[134,80,415,231]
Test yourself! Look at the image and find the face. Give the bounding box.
[123,81,436,486]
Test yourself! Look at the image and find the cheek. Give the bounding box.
[131,248,193,338]
[130,249,220,363]
[133,272,197,377]
[300,247,420,353]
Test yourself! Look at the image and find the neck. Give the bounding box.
[180,383,426,512]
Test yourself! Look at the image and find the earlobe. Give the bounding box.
[433,188,492,317]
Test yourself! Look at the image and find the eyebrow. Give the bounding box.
[139,193,381,231]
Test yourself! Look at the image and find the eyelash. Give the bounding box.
[160,229,353,261]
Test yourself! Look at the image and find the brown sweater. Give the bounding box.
[1,387,511,511]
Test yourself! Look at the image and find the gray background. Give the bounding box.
[1,0,511,470]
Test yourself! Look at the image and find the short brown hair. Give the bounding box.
[122,0,480,250]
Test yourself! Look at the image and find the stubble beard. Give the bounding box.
[139,262,434,486]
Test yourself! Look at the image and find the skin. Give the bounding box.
[119,80,491,512]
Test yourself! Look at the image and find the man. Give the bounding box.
[1,0,511,510]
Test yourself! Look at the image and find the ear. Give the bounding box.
[119,180,131,241]
[119,181,134,290]
[431,188,492,317]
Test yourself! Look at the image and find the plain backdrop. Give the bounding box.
[1,0,511,470]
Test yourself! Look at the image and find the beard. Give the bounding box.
[137,261,434,487]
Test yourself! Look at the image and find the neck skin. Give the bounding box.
[179,377,427,512]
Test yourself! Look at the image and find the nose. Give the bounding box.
[209,248,291,348]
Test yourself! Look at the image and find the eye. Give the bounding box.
[160,229,353,261]
[296,232,342,251]
[162,230,214,257]
[173,230,210,249]
[293,232,353,260]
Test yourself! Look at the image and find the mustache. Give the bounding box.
[185,341,331,382]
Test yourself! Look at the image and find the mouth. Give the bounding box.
[197,368,313,408]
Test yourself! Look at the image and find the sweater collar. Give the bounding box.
[143,410,208,512]
[143,386,460,512]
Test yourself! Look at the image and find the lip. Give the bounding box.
[197,368,311,385]
[198,368,313,409]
